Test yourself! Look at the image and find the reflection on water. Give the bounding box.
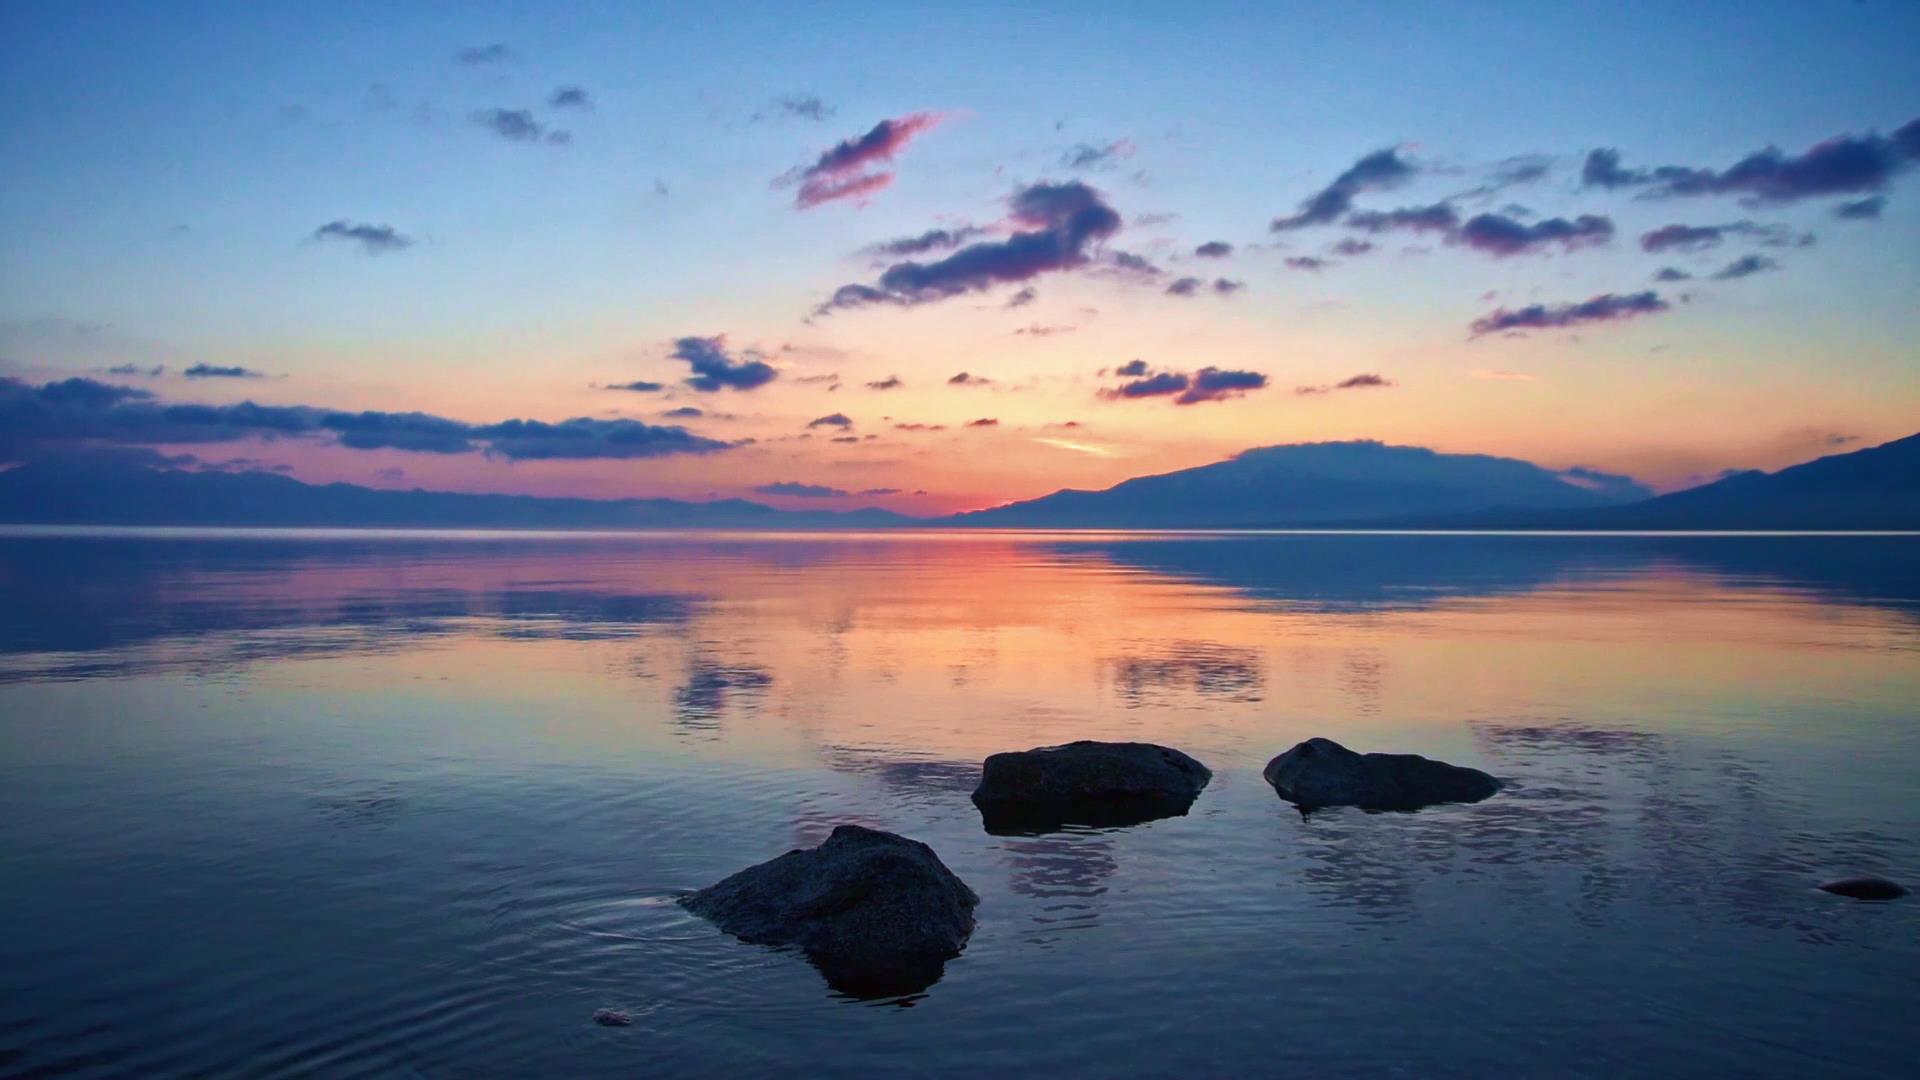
[0,529,1915,1077]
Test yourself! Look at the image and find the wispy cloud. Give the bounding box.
[1272,148,1417,230]
[1470,291,1669,337]
[313,220,413,254]
[780,113,941,209]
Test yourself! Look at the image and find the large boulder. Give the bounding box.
[1264,737,1499,811]
[1818,876,1908,901]
[682,824,978,998]
[971,740,1212,833]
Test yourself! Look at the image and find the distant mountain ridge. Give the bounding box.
[2,433,1914,530]
[0,456,911,529]
[946,440,1651,528]
[1429,432,1920,531]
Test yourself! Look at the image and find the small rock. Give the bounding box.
[682,824,978,998]
[971,740,1212,833]
[1264,737,1499,811]
[1817,876,1908,901]
[592,1008,632,1027]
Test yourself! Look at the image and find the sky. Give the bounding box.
[2,0,1917,513]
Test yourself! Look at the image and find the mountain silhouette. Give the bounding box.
[1435,433,1920,530]
[0,454,909,529]
[947,440,1650,528]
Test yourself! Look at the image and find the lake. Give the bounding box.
[1,528,1915,1078]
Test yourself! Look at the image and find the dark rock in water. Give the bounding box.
[682,824,978,998]
[591,1008,633,1027]
[971,740,1212,833]
[1263,737,1499,811]
[1818,876,1908,901]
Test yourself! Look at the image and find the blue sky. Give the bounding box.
[3,1,1917,508]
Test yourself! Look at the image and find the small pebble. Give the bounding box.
[1817,876,1908,901]
[592,1008,633,1027]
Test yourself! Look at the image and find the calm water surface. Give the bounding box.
[1,529,1916,1078]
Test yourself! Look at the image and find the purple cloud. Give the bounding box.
[815,181,1122,314]
[1454,213,1613,256]
[1176,367,1267,405]
[1710,254,1779,280]
[1285,256,1328,271]
[1272,148,1417,230]
[948,372,992,386]
[1581,118,1920,202]
[865,376,904,390]
[1834,196,1886,219]
[783,113,941,209]
[1194,241,1233,258]
[672,336,777,392]
[1343,202,1460,235]
[862,226,987,258]
[1469,291,1669,337]
[313,220,412,254]
[806,412,853,428]
[1639,220,1806,253]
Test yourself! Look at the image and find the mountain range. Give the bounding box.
[0,434,1914,531]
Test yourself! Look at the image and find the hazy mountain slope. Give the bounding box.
[0,457,911,529]
[948,440,1650,527]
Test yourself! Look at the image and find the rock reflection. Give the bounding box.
[999,829,1118,944]
[1282,720,1908,945]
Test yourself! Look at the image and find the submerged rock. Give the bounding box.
[682,824,978,998]
[1263,737,1499,811]
[591,1008,632,1027]
[971,740,1212,833]
[1818,876,1908,901]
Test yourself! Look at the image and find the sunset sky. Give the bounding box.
[2,1,1917,513]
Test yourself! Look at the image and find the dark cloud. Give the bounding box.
[1834,195,1886,219]
[947,372,992,386]
[1114,359,1150,377]
[313,221,412,254]
[1004,285,1038,308]
[1285,256,1328,271]
[782,113,940,209]
[1101,371,1188,399]
[1194,241,1233,258]
[815,180,1122,314]
[471,108,552,143]
[1062,139,1134,170]
[607,380,664,393]
[755,481,847,498]
[1710,254,1779,280]
[1653,267,1693,282]
[455,44,514,65]
[661,406,703,418]
[966,417,999,427]
[1212,278,1244,295]
[0,377,731,462]
[549,86,591,109]
[1454,213,1613,256]
[322,410,477,453]
[471,418,726,460]
[893,422,947,431]
[1469,291,1669,337]
[1580,118,1920,202]
[865,376,904,390]
[1330,238,1375,256]
[105,364,165,377]
[859,487,902,496]
[806,412,853,429]
[672,336,778,392]
[1639,220,1807,253]
[861,227,988,258]
[830,435,859,443]
[1271,148,1417,230]
[1166,276,1202,296]
[1176,367,1267,405]
[771,94,834,121]
[1344,202,1460,235]
[183,364,264,379]
[1299,372,1395,395]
